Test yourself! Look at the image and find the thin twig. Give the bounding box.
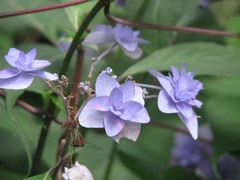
[0,0,89,19]
[104,4,240,39]
[144,95,158,99]
[59,0,106,75]
[150,121,211,144]
[135,83,161,90]
[88,43,117,81]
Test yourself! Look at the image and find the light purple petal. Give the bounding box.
[104,112,125,137]
[95,73,120,96]
[82,31,115,45]
[132,86,144,105]
[28,60,51,70]
[178,111,198,140]
[7,48,20,58]
[120,101,142,120]
[120,42,138,52]
[171,66,180,79]
[137,37,149,44]
[158,90,178,113]
[109,88,123,107]
[187,99,202,108]
[176,103,195,120]
[0,68,21,79]
[130,107,150,123]
[0,74,34,90]
[26,48,36,64]
[78,99,106,128]
[90,96,110,111]
[18,52,27,65]
[28,70,58,81]
[122,47,143,59]
[119,81,135,102]
[113,122,141,143]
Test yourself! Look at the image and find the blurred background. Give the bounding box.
[0,0,240,179]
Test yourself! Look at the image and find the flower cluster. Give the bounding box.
[150,65,203,139]
[62,161,94,180]
[78,71,150,142]
[0,48,58,89]
[82,24,148,59]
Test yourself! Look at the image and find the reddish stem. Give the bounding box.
[104,5,240,39]
[0,0,88,19]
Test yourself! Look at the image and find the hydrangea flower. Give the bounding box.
[82,24,148,59]
[62,161,94,180]
[150,65,203,139]
[171,125,215,179]
[0,48,58,89]
[78,72,150,142]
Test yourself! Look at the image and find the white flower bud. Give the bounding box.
[62,162,94,180]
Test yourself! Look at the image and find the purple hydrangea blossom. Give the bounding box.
[150,65,203,139]
[82,24,148,59]
[171,125,215,179]
[78,72,150,142]
[0,48,58,89]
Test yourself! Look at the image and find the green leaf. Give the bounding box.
[202,76,240,156]
[120,42,240,79]
[25,172,52,180]
[5,90,24,111]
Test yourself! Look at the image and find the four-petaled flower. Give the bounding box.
[0,48,58,89]
[82,24,148,59]
[78,72,150,142]
[150,65,203,139]
[62,161,94,180]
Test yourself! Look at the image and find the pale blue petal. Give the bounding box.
[119,81,135,102]
[7,48,20,58]
[0,74,34,89]
[28,70,58,81]
[120,41,138,51]
[176,103,195,120]
[178,111,198,140]
[129,107,150,123]
[120,101,142,120]
[78,99,106,128]
[82,31,115,45]
[90,96,110,111]
[137,37,149,44]
[113,122,141,143]
[0,68,21,79]
[132,86,145,105]
[158,90,178,113]
[28,60,51,70]
[122,47,143,59]
[26,48,36,64]
[109,88,123,107]
[104,112,125,137]
[95,73,120,96]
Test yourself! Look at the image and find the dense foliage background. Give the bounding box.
[0,0,240,179]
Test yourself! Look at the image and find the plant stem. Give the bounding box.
[135,83,161,90]
[103,142,117,180]
[88,43,117,81]
[0,0,89,19]
[59,0,106,75]
[29,103,55,176]
[104,4,240,39]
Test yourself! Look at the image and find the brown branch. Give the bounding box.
[70,46,84,106]
[0,0,88,19]
[150,121,212,144]
[104,4,240,39]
